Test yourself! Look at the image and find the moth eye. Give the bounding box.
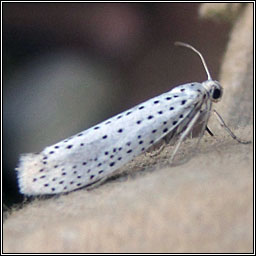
[212,88,222,100]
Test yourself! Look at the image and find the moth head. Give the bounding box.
[203,80,223,103]
[174,42,223,103]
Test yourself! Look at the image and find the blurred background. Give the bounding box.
[3,3,231,207]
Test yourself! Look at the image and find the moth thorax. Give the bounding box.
[202,80,223,103]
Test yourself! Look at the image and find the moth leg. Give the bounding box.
[169,110,201,164]
[147,129,177,157]
[206,126,214,136]
[147,143,166,157]
[171,102,211,165]
[85,176,109,190]
[170,107,211,166]
[213,110,251,144]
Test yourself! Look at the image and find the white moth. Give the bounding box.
[16,42,249,195]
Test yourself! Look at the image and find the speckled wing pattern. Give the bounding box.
[17,82,210,195]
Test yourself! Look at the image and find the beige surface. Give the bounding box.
[201,3,253,128]
[3,126,253,253]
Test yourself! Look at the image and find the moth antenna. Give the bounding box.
[175,42,212,81]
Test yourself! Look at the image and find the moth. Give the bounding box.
[16,42,249,195]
